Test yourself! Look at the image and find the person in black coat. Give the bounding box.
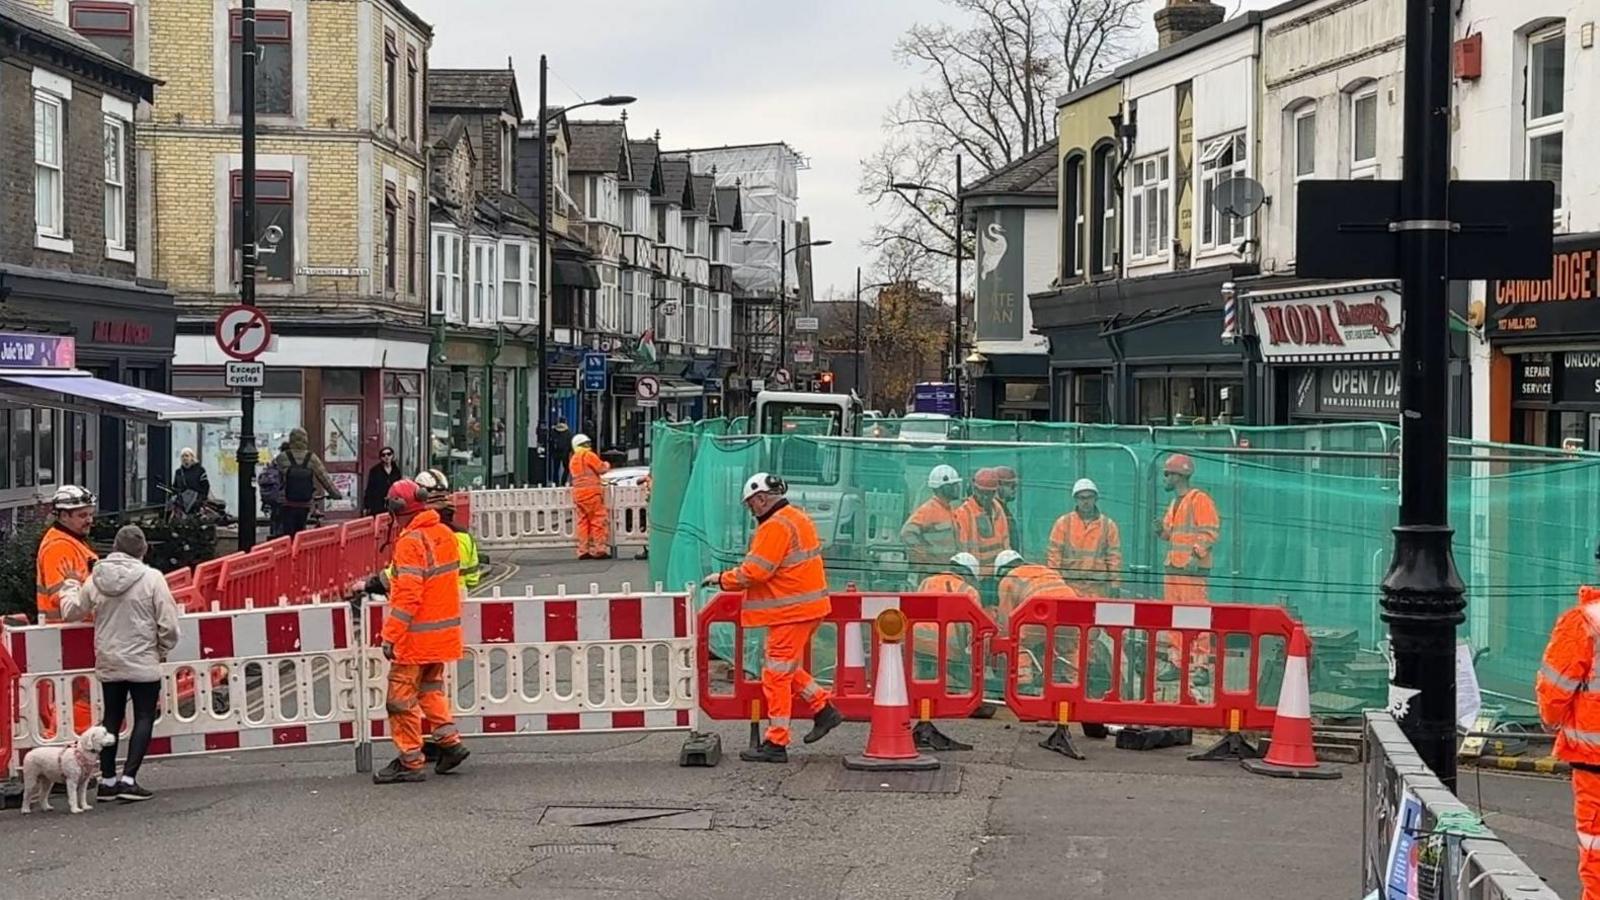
[171,447,211,513]
[362,447,404,516]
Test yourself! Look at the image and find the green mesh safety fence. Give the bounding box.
[649,417,1598,719]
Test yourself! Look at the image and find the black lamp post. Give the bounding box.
[535,54,633,485]
[892,152,965,415]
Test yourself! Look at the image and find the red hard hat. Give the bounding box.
[973,468,1000,491]
[994,465,1017,485]
[1164,454,1195,476]
[386,479,429,517]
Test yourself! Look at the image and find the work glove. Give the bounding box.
[381,642,395,661]
[364,574,388,596]
[700,573,722,588]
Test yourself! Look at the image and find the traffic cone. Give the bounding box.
[1242,626,1342,780]
[844,609,939,772]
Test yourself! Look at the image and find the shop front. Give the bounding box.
[0,328,232,525]
[971,354,1049,422]
[174,322,432,517]
[0,266,190,514]
[428,333,527,490]
[1486,232,1600,448]
[1033,263,1257,426]
[1246,280,1402,426]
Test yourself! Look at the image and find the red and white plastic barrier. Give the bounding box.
[4,584,698,781]
[470,485,650,552]
[357,585,696,748]
[6,602,359,772]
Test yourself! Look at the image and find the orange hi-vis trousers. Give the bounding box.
[386,663,462,770]
[763,620,830,747]
[1574,767,1600,899]
[1162,570,1214,672]
[575,493,610,557]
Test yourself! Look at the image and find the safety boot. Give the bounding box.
[803,704,843,744]
[372,759,427,784]
[434,742,471,774]
[738,740,789,763]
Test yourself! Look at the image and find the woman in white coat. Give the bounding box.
[62,525,180,803]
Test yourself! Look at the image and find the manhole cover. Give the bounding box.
[539,806,713,830]
[830,766,963,794]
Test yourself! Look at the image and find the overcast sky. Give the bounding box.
[409,0,1281,301]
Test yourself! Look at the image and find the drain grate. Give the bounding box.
[539,806,713,830]
[830,766,963,794]
[527,843,617,857]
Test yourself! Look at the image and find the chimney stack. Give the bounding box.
[1153,0,1226,49]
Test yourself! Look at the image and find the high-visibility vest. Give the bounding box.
[901,496,960,567]
[718,501,830,628]
[1538,586,1600,766]
[1163,488,1220,572]
[382,510,464,664]
[955,496,1010,570]
[455,529,480,589]
[997,564,1075,621]
[913,574,980,658]
[1046,511,1122,591]
[36,525,98,622]
[570,448,609,500]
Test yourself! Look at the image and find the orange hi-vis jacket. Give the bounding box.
[914,573,980,658]
[36,525,99,622]
[381,509,464,665]
[901,496,961,568]
[1163,488,1220,573]
[997,564,1076,621]
[1538,586,1600,765]
[570,447,609,500]
[1046,511,1123,592]
[956,496,1011,570]
[718,501,831,628]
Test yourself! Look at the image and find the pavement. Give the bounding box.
[0,550,1580,899]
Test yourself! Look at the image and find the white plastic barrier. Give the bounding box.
[470,485,649,552]
[7,602,360,773]
[356,585,696,753]
[5,586,697,779]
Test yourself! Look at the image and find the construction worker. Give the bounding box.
[1158,455,1219,604]
[956,468,1011,573]
[993,550,1076,623]
[703,472,843,763]
[634,473,651,561]
[912,553,982,687]
[439,505,481,590]
[37,485,99,738]
[1046,478,1123,597]
[993,466,1019,552]
[373,479,470,784]
[569,433,612,560]
[1537,579,1600,898]
[901,464,963,573]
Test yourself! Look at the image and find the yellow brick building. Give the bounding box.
[31,0,436,511]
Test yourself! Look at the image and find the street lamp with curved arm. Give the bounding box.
[542,94,636,123]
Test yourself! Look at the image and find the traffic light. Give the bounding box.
[819,371,834,392]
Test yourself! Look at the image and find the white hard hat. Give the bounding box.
[994,549,1024,572]
[415,468,450,495]
[927,464,961,489]
[571,433,592,450]
[950,552,980,579]
[742,471,787,502]
[1072,478,1099,497]
[51,484,96,511]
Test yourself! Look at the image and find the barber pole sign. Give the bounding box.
[1221,282,1239,344]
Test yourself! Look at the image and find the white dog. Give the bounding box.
[21,726,117,814]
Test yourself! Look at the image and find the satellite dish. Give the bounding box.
[1211,177,1268,219]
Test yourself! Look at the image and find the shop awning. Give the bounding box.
[0,370,236,423]
[553,259,601,290]
[659,378,703,399]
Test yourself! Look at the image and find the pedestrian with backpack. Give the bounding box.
[272,427,342,537]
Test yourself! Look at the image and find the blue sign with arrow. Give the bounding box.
[583,351,608,393]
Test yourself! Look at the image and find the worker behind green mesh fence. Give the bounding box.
[661,418,1600,721]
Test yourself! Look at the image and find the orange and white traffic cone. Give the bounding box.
[844,609,939,772]
[1242,625,1341,780]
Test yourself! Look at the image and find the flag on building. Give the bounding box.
[634,329,658,365]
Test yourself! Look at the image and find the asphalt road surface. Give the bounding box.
[0,550,1577,899]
